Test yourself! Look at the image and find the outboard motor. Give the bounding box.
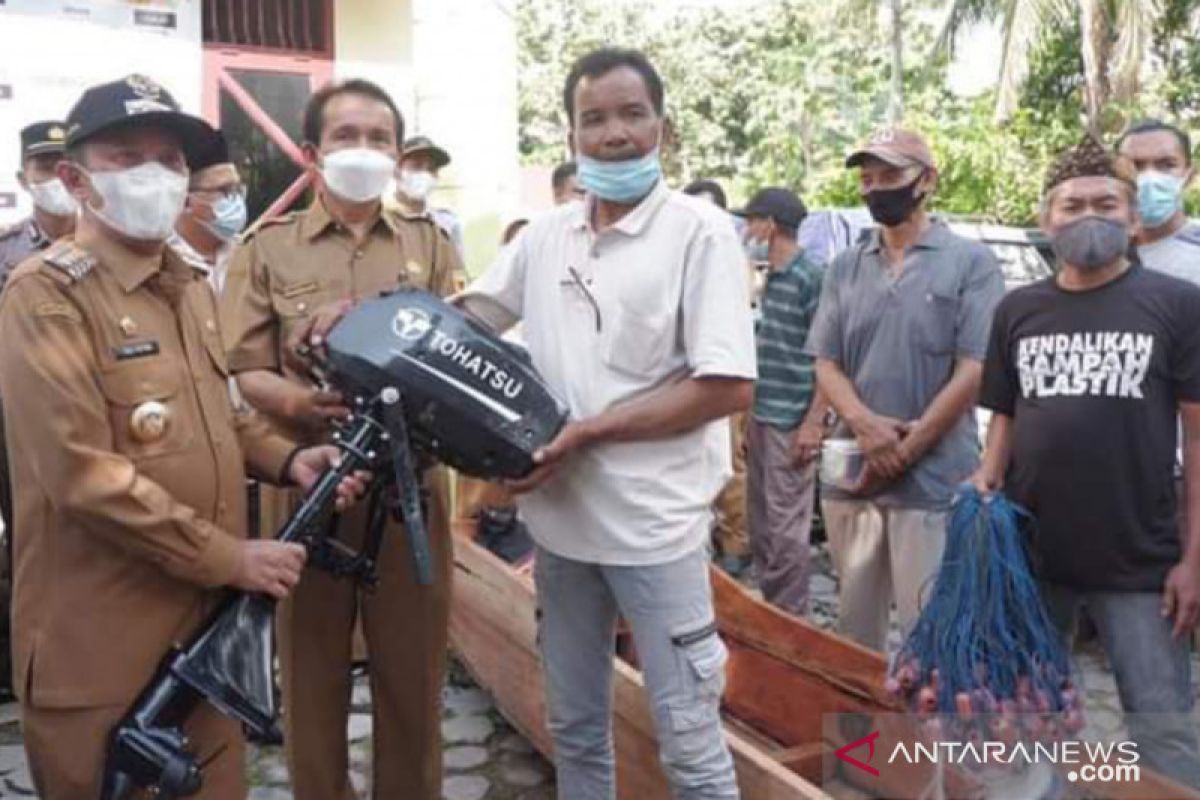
[101,289,566,799]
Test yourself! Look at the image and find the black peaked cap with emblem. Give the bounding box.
[20,121,68,159]
[65,74,216,164]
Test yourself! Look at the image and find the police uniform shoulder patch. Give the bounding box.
[40,243,98,285]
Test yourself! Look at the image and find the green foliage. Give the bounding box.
[516,0,1200,225]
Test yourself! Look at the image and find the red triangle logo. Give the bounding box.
[835,730,881,776]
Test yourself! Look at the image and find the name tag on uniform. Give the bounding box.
[113,341,160,361]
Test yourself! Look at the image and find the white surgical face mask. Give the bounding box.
[398,169,437,201]
[320,148,396,203]
[84,162,188,242]
[28,178,79,217]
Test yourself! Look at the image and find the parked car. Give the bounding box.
[798,208,1054,289]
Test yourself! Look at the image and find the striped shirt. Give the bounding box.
[753,252,823,429]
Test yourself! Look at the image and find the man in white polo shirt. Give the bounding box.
[460,47,755,800]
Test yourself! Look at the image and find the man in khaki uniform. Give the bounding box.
[220,78,462,800]
[0,76,363,799]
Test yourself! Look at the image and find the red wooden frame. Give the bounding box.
[201,47,333,224]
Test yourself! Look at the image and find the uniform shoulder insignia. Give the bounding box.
[40,242,98,285]
[241,211,298,243]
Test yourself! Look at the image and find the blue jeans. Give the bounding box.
[534,546,740,800]
[1041,585,1200,789]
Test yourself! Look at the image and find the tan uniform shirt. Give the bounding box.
[220,198,462,437]
[0,229,295,708]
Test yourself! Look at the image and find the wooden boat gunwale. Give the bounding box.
[449,521,1200,800]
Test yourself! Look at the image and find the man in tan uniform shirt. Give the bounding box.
[0,76,366,799]
[221,78,462,799]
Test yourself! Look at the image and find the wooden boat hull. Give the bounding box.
[449,523,825,798]
[449,523,1200,799]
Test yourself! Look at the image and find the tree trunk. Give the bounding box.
[889,0,904,124]
[1079,0,1110,134]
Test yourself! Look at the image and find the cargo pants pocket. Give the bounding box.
[666,617,727,732]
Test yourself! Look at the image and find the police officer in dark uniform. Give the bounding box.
[0,122,77,284]
[0,121,78,699]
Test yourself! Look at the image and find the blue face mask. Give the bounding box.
[744,237,769,264]
[576,148,662,203]
[1137,171,1186,227]
[199,192,248,242]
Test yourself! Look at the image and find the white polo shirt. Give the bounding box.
[464,181,756,565]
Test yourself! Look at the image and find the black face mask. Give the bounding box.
[863,173,925,227]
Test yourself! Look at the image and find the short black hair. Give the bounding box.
[551,161,577,191]
[1116,119,1193,165]
[302,79,405,146]
[682,178,727,209]
[562,47,664,126]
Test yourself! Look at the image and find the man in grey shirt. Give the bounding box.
[1119,120,1200,481]
[805,128,1004,652]
[1118,119,1200,286]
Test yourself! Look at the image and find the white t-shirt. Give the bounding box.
[463,182,757,565]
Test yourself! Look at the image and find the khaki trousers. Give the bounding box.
[745,418,815,615]
[269,469,453,800]
[713,414,750,558]
[23,700,244,799]
[821,499,946,652]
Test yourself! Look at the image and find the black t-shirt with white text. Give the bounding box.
[980,265,1200,591]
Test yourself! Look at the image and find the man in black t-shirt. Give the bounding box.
[972,136,1200,788]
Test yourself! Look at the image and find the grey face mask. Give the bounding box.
[1050,216,1130,272]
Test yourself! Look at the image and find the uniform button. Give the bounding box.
[353,249,364,259]
[205,319,216,332]
[297,302,308,313]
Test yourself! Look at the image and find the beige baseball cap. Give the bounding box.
[845,128,935,170]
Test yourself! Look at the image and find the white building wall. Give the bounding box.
[334,0,418,120]
[410,0,520,275]
[0,0,521,275]
[0,2,203,225]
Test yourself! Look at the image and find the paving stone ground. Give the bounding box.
[0,542,1191,798]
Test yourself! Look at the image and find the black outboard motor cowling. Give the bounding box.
[325,288,567,480]
[101,289,567,800]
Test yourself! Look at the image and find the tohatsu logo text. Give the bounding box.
[391,307,525,399]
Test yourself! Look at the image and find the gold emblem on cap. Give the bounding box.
[126,74,162,100]
[130,401,169,443]
[47,126,65,141]
[119,316,138,337]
